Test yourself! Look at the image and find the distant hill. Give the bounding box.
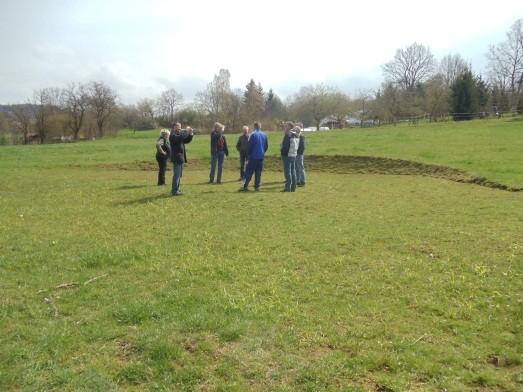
[0,104,36,114]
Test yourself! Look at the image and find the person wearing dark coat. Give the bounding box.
[155,129,171,185]
[209,122,229,184]
[169,123,194,196]
[236,125,249,180]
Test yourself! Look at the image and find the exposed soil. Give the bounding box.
[98,155,522,192]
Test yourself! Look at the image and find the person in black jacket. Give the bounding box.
[235,125,249,180]
[209,122,229,184]
[169,123,194,196]
[155,129,171,185]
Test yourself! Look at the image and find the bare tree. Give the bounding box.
[61,83,89,140]
[136,98,156,129]
[8,104,33,144]
[157,88,183,125]
[290,84,337,130]
[195,69,232,125]
[329,92,352,128]
[376,83,403,123]
[424,74,451,121]
[355,89,374,127]
[33,88,60,144]
[120,104,140,131]
[439,53,468,87]
[487,18,523,110]
[382,42,436,90]
[87,81,118,137]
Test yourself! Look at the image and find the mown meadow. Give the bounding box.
[1,119,522,391]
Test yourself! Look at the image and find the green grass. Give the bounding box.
[1,118,522,187]
[0,119,522,391]
[304,118,523,188]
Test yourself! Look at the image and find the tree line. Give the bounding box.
[0,18,521,144]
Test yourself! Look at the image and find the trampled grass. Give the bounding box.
[0,119,522,391]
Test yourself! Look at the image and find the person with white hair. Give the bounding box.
[155,129,171,185]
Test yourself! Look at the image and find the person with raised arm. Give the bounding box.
[169,122,194,196]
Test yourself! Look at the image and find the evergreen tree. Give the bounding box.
[243,79,265,120]
[475,75,489,112]
[451,69,479,120]
[264,89,287,119]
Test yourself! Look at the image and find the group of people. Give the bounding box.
[155,121,306,195]
[155,122,193,196]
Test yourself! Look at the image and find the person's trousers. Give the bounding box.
[296,154,306,185]
[239,151,247,179]
[283,156,297,192]
[171,162,184,194]
[210,151,225,183]
[156,156,167,185]
[243,159,264,189]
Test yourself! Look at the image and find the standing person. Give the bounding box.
[236,125,249,181]
[155,129,171,186]
[240,121,268,192]
[296,123,306,186]
[169,122,194,196]
[209,122,229,184]
[280,121,300,192]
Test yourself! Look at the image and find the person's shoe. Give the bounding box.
[174,191,183,196]
[217,181,222,184]
[238,187,249,192]
[255,187,260,192]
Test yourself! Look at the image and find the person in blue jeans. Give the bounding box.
[240,121,268,192]
[280,121,300,192]
[295,124,306,186]
[169,123,194,196]
[209,122,229,184]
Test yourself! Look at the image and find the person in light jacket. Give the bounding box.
[280,121,300,192]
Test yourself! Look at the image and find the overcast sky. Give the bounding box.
[1,0,522,104]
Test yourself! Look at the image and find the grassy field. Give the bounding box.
[0,119,522,391]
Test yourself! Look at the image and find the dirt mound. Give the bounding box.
[98,155,522,192]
